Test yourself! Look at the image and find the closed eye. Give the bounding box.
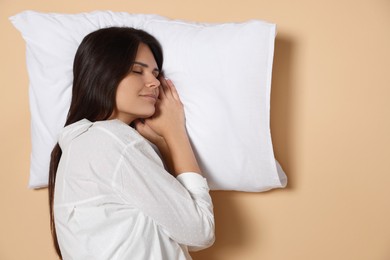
[133,61,160,78]
[133,70,159,79]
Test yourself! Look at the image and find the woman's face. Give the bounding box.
[112,43,161,124]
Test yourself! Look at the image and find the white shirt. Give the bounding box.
[54,119,215,260]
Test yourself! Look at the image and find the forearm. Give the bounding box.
[155,138,174,175]
[164,130,202,177]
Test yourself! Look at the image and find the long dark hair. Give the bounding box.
[48,27,163,258]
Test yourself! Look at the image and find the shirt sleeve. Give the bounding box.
[113,141,215,249]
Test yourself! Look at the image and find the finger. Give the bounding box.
[162,77,172,97]
[134,119,144,131]
[135,119,155,136]
[157,85,165,100]
[158,75,169,99]
[167,79,180,101]
[152,99,162,117]
[161,78,175,99]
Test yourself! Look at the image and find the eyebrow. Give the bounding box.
[133,61,160,73]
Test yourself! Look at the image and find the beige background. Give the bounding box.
[1,0,389,259]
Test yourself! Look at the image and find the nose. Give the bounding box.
[146,75,160,89]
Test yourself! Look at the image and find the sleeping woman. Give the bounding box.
[48,27,215,260]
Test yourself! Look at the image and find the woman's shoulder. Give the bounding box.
[61,119,153,156]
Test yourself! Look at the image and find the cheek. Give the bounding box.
[116,87,135,108]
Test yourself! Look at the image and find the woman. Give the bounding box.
[49,27,215,260]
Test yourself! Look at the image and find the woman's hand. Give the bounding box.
[134,119,165,146]
[136,77,201,176]
[135,118,174,175]
[142,77,186,140]
[135,77,187,175]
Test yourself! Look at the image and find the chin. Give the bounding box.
[141,110,156,119]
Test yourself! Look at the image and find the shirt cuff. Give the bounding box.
[176,172,210,191]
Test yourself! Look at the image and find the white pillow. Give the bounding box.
[10,10,287,192]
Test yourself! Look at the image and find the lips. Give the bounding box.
[140,94,157,102]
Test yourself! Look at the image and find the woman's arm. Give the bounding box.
[117,143,215,249]
[162,128,201,177]
[136,77,201,177]
[132,78,214,248]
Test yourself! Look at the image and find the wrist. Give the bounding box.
[163,128,188,144]
[153,136,167,149]
[154,137,175,175]
[164,130,201,175]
